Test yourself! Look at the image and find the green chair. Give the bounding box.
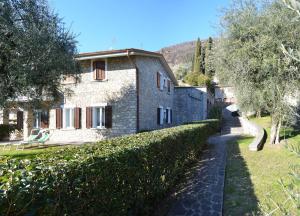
[36,130,50,146]
[15,129,41,150]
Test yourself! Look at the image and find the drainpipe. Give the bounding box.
[127,51,140,133]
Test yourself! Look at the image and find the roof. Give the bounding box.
[77,48,162,58]
[76,48,178,86]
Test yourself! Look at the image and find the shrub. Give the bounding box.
[0,120,219,216]
[208,105,223,120]
[0,124,17,140]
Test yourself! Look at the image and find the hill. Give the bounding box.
[158,40,196,69]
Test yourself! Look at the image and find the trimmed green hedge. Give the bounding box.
[0,120,219,215]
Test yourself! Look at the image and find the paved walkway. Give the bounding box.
[167,110,243,216]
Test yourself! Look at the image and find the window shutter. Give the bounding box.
[100,68,106,80]
[93,61,105,80]
[157,108,161,125]
[170,109,173,124]
[56,108,63,129]
[157,72,161,88]
[17,111,23,130]
[93,62,97,80]
[105,106,112,128]
[168,80,171,92]
[86,107,93,129]
[166,109,168,124]
[74,107,81,129]
[41,111,49,128]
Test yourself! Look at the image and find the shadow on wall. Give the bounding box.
[95,84,137,137]
[104,84,136,105]
[224,137,259,215]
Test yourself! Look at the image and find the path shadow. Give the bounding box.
[224,137,260,215]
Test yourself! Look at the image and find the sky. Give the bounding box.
[49,0,229,53]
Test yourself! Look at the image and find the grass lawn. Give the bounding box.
[224,116,300,216]
[0,144,68,160]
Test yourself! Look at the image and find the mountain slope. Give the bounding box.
[158,40,196,69]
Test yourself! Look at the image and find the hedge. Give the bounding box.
[0,124,17,141]
[0,120,219,216]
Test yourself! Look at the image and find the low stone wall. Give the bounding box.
[239,117,266,151]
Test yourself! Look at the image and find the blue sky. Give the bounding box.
[49,0,229,53]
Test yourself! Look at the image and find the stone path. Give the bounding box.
[167,110,243,216]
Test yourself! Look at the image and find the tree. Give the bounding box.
[205,37,215,78]
[0,0,80,108]
[193,38,202,73]
[175,64,189,80]
[215,0,300,145]
[200,43,205,74]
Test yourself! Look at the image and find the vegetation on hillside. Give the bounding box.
[180,37,216,88]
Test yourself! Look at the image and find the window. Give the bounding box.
[33,111,41,128]
[160,75,164,90]
[33,110,49,128]
[93,107,105,129]
[86,106,112,129]
[93,60,106,81]
[64,108,74,128]
[157,72,165,91]
[166,108,172,124]
[157,72,161,89]
[164,78,167,88]
[167,79,171,93]
[157,106,164,125]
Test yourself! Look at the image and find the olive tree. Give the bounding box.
[0,0,80,107]
[215,0,300,145]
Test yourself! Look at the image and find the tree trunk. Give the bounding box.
[256,110,261,118]
[275,119,281,144]
[270,117,281,145]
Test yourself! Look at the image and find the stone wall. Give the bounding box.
[135,56,175,131]
[239,117,266,151]
[47,57,138,143]
[174,87,207,124]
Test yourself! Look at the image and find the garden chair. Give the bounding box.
[35,130,51,147]
[14,128,41,150]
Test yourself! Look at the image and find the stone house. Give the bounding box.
[0,49,207,143]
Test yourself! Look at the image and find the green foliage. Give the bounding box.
[183,72,212,89]
[193,38,202,73]
[200,44,206,73]
[0,124,16,140]
[205,37,215,78]
[0,120,220,215]
[208,105,223,120]
[175,63,190,80]
[0,0,80,107]
[215,0,300,144]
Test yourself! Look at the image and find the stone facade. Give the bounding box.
[174,87,207,124]
[17,49,208,143]
[136,56,175,131]
[47,57,138,143]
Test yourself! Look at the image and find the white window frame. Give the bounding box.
[164,77,167,88]
[159,72,164,91]
[90,59,108,81]
[159,106,164,125]
[92,106,106,129]
[166,107,172,124]
[33,110,42,128]
[62,105,75,129]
